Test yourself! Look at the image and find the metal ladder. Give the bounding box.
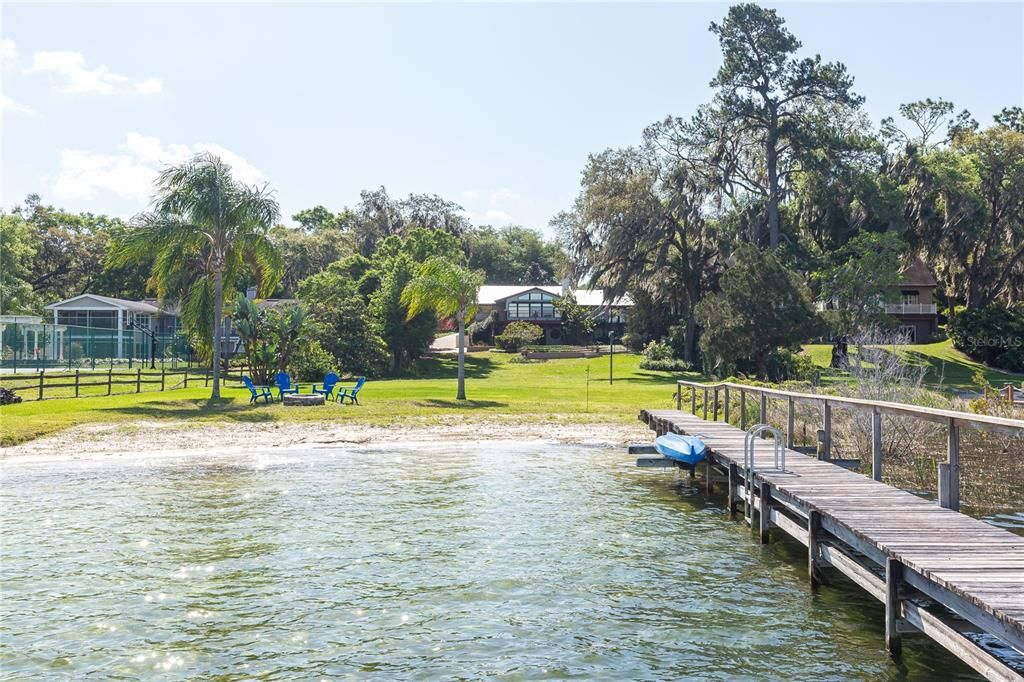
[743,424,785,526]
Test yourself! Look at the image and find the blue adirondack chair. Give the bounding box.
[312,372,340,399]
[243,376,274,404]
[335,376,366,405]
[275,372,302,401]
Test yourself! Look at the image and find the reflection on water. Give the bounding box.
[0,444,986,679]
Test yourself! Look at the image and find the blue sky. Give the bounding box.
[2,2,1022,236]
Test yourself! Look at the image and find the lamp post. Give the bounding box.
[608,330,615,385]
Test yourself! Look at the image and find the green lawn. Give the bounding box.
[802,339,1022,392]
[0,353,701,447]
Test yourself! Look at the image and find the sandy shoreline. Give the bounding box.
[1,417,652,462]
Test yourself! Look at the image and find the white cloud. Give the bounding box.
[1,39,18,64]
[27,51,163,95]
[459,187,523,226]
[1,94,32,114]
[53,133,268,204]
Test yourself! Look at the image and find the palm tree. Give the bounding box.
[110,153,282,399]
[402,257,484,400]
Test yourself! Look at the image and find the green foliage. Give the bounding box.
[948,306,1024,372]
[641,340,673,362]
[639,358,695,372]
[468,310,498,344]
[813,232,908,336]
[289,339,337,382]
[704,2,863,248]
[495,321,544,351]
[375,226,465,266]
[369,254,437,372]
[232,294,307,386]
[0,213,37,313]
[695,244,823,378]
[401,257,485,400]
[553,293,595,344]
[467,225,566,284]
[269,222,352,296]
[108,153,282,399]
[297,265,389,378]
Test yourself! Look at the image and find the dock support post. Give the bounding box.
[703,388,709,421]
[691,386,697,414]
[786,397,795,449]
[740,390,747,430]
[885,558,904,658]
[945,419,960,512]
[758,481,771,544]
[675,384,681,411]
[727,463,739,519]
[872,408,883,482]
[724,387,730,424]
[807,511,828,588]
[713,388,719,421]
[759,393,767,432]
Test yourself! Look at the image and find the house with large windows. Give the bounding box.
[476,285,633,344]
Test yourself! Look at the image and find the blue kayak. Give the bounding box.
[654,433,707,466]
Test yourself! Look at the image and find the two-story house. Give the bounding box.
[889,258,940,343]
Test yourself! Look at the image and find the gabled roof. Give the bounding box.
[44,294,163,314]
[477,284,633,307]
[900,258,938,287]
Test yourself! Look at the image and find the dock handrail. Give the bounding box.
[674,379,1024,512]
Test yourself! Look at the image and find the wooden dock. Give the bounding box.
[640,407,1024,682]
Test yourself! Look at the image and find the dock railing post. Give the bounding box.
[823,400,832,460]
[703,388,709,421]
[872,408,883,482]
[675,384,681,411]
[740,389,747,430]
[786,397,795,449]
[943,418,961,511]
[713,387,719,421]
[759,393,767,436]
[691,386,697,414]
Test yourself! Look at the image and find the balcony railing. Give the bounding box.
[884,303,937,314]
[814,301,937,315]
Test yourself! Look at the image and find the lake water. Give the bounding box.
[0,443,988,680]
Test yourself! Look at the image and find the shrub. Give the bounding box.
[619,333,643,352]
[290,340,337,382]
[641,340,674,362]
[495,321,544,351]
[639,357,694,372]
[948,306,1024,372]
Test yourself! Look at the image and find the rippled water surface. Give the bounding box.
[1,443,986,680]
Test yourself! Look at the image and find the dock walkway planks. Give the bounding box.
[640,408,1024,682]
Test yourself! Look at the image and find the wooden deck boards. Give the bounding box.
[641,408,1024,679]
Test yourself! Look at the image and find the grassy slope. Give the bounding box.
[802,339,1022,392]
[0,353,700,447]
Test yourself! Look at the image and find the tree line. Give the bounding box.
[555,3,1024,376]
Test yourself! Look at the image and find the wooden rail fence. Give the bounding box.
[2,366,250,402]
[674,380,1024,513]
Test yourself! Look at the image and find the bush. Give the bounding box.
[290,340,337,382]
[639,357,694,372]
[641,340,674,362]
[495,322,544,351]
[948,306,1024,372]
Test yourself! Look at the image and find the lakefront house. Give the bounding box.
[475,284,633,344]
